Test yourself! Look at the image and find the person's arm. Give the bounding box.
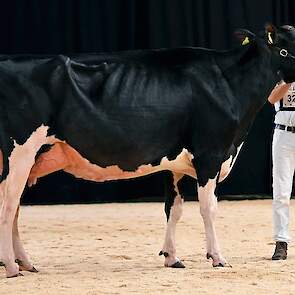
[268,82,292,104]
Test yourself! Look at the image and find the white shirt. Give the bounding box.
[274,82,295,126]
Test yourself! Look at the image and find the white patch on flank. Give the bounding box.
[218,142,244,183]
[28,143,196,186]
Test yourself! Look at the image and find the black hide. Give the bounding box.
[1,28,295,187]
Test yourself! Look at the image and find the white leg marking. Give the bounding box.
[162,173,184,267]
[198,176,228,267]
[12,206,36,271]
[0,125,48,277]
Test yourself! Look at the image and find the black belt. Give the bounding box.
[275,124,295,133]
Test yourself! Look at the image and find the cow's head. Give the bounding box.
[235,23,295,83]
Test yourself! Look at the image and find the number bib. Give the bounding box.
[282,84,295,108]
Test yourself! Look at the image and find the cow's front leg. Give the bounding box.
[160,172,185,268]
[13,206,38,273]
[198,177,228,267]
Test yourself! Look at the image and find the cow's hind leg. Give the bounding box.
[0,126,47,277]
[198,177,229,267]
[13,206,38,273]
[159,172,185,268]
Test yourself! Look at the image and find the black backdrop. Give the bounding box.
[2,0,294,204]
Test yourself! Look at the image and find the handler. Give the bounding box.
[268,81,295,260]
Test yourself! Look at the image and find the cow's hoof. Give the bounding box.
[7,272,24,278]
[212,261,232,268]
[15,259,38,273]
[28,266,38,273]
[170,261,185,268]
[207,253,232,268]
[213,262,224,267]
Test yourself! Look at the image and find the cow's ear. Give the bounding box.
[234,29,256,45]
[265,23,277,45]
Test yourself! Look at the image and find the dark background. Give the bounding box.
[2,0,294,204]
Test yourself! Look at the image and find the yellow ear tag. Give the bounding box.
[242,37,250,45]
[268,32,273,44]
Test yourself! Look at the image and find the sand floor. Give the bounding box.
[1,199,295,295]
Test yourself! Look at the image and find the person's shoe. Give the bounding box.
[272,241,288,260]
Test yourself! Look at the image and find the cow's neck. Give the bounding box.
[220,44,279,107]
[217,44,279,145]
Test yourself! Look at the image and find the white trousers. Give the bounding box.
[272,129,295,243]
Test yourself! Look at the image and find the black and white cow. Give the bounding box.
[0,24,295,278]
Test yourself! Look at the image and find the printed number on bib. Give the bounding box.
[287,94,295,102]
[283,89,295,107]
